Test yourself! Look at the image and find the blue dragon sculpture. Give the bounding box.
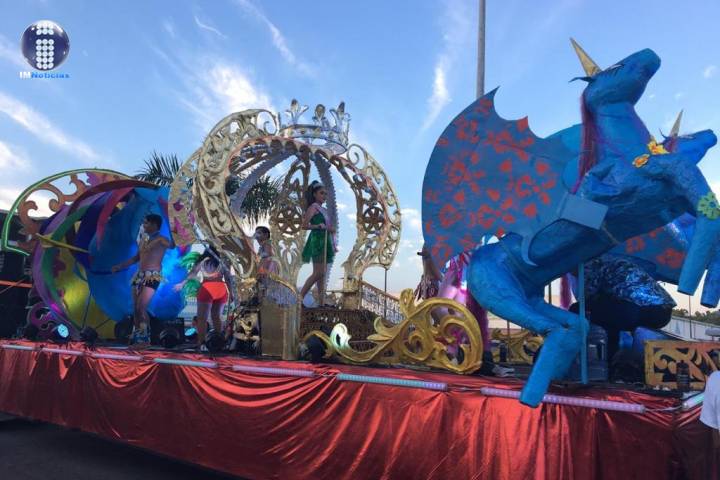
[422,41,718,406]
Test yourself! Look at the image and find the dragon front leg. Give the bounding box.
[468,245,584,407]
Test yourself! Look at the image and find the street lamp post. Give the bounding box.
[476,0,486,99]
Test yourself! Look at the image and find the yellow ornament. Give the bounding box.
[633,154,650,168]
[647,138,669,155]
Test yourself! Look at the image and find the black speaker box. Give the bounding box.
[149,317,185,346]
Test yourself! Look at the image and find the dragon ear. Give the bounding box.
[570,76,594,83]
[669,110,683,138]
[570,38,601,77]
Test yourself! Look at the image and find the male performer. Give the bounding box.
[112,214,171,344]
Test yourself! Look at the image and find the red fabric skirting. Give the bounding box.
[0,340,716,480]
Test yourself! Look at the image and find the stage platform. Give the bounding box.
[0,339,717,479]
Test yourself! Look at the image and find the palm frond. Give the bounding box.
[240,175,282,224]
[135,151,181,186]
[136,151,280,224]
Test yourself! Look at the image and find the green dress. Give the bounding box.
[302,212,335,264]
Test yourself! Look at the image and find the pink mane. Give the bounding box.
[572,93,598,193]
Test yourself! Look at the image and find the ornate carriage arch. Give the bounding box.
[169,101,402,305]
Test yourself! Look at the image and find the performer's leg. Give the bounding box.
[210,302,225,333]
[315,261,326,304]
[196,301,211,344]
[135,286,155,329]
[431,283,458,321]
[299,261,324,304]
[131,285,140,328]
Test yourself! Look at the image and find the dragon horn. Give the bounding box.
[570,38,601,77]
[670,110,683,137]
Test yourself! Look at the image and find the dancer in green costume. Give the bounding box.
[299,181,336,306]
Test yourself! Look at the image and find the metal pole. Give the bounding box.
[579,263,588,384]
[476,0,486,98]
[383,267,388,321]
[548,282,553,305]
[321,229,328,306]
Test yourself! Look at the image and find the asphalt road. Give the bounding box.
[0,414,240,480]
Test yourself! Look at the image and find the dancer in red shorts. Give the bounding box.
[175,246,229,350]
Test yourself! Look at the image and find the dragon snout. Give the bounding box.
[637,49,661,77]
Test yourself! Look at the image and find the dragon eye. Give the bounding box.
[605,63,623,73]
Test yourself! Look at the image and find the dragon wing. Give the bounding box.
[422,89,590,266]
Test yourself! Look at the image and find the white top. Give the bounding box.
[700,371,720,429]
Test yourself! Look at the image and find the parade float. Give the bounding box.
[0,42,718,479]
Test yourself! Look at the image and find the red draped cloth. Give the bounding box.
[0,340,716,479]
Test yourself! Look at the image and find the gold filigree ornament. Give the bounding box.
[302,289,484,374]
[491,328,544,364]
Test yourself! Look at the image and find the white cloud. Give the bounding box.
[0,187,22,211]
[337,202,348,211]
[233,0,315,76]
[421,66,451,132]
[345,213,355,221]
[674,91,686,101]
[401,207,422,230]
[205,63,272,112]
[0,34,26,69]
[194,15,227,39]
[0,91,99,160]
[0,188,52,217]
[419,0,473,132]
[0,141,30,170]
[162,19,177,38]
[153,46,273,132]
[703,65,717,79]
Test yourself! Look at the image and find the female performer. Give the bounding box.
[175,246,229,349]
[254,226,280,277]
[299,181,336,307]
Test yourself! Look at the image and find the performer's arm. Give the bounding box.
[111,254,139,273]
[153,236,171,249]
[174,260,203,291]
[420,245,442,281]
[302,205,325,230]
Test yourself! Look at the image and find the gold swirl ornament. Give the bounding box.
[302,289,484,374]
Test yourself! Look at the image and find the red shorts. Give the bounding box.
[197,281,228,305]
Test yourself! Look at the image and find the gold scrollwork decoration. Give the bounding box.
[168,149,201,247]
[491,328,544,364]
[644,340,719,389]
[193,110,279,281]
[268,156,311,282]
[302,289,483,374]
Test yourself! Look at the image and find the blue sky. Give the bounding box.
[1,0,719,304]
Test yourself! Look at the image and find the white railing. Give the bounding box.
[662,316,720,341]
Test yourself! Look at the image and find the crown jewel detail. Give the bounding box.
[278,99,351,153]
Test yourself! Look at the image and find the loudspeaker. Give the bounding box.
[114,317,133,342]
[0,288,30,338]
[150,317,184,346]
[0,251,26,283]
